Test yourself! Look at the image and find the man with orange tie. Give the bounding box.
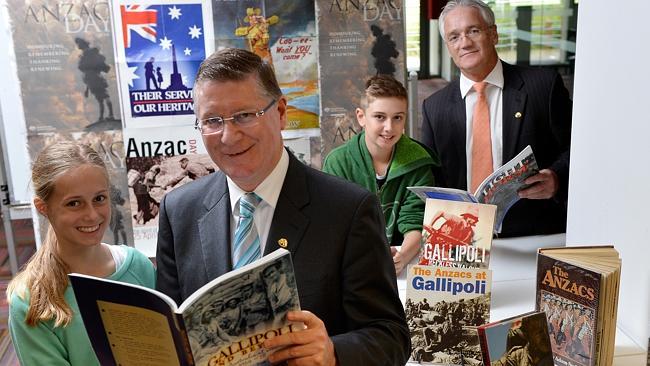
[421,0,572,237]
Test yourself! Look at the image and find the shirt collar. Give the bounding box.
[228,148,289,214]
[459,59,504,98]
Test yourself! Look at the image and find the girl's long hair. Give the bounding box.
[6,141,107,327]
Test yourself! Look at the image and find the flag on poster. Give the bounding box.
[111,1,214,128]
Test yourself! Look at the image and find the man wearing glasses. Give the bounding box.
[421,0,572,237]
[156,48,409,365]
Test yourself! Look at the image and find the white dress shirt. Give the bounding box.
[460,60,504,191]
[227,148,289,254]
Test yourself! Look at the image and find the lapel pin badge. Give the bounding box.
[278,238,288,248]
[515,112,522,119]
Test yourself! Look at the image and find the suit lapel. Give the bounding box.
[449,80,468,186]
[501,63,527,163]
[198,173,232,279]
[265,153,309,258]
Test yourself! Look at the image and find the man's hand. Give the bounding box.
[518,169,559,199]
[265,310,337,366]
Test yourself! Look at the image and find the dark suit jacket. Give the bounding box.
[156,152,410,365]
[421,62,572,237]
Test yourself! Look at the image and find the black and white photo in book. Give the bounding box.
[70,248,302,366]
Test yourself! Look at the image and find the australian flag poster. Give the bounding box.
[110,1,214,128]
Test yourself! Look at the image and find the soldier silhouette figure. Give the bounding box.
[145,57,159,90]
[74,38,115,122]
[370,25,399,76]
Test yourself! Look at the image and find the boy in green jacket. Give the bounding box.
[323,75,437,274]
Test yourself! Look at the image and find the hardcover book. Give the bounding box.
[405,264,492,365]
[478,311,553,366]
[70,248,302,366]
[535,246,621,366]
[418,198,496,269]
[408,145,538,233]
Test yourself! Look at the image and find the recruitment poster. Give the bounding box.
[111,1,214,128]
[7,0,122,134]
[212,0,320,138]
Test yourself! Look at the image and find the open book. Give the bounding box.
[70,248,302,366]
[409,145,538,233]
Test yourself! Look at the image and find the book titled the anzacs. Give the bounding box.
[409,145,538,233]
[535,246,621,366]
[70,248,303,366]
[405,264,491,365]
[418,198,496,269]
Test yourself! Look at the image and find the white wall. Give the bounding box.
[567,1,650,348]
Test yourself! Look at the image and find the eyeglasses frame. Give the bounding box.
[195,99,277,135]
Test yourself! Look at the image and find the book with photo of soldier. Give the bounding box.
[70,248,302,366]
[477,311,553,366]
[417,198,496,269]
[405,264,492,365]
[408,145,538,233]
[535,246,621,366]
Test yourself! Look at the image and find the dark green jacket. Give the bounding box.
[323,132,437,245]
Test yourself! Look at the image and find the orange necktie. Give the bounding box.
[470,81,493,193]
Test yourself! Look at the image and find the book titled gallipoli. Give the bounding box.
[418,198,496,269]
[70,248,303,366]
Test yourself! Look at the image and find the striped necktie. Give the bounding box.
[232,192,262,269]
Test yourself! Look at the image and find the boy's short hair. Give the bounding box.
[359,75,407,109]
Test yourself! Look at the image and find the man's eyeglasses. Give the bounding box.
[445,26,487,45]
[195,99,276,135]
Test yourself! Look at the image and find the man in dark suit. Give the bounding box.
[421,0,572,237]
[156,48,409,365]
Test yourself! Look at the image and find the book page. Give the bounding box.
[474,145,538,232]
[179,249,303,366]
[98,301,181,366]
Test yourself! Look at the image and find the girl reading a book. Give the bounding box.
[6,141,156,365]
[323,75,437,275]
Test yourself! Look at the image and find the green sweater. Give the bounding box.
[9,246,156,366]
[323,132,437,244]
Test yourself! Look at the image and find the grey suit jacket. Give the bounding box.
[156,152,410,365]
[421,62,572,237]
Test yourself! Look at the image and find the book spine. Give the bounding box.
[174,313,195,366]
[477,326,491,365]
[593,322,602,366]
